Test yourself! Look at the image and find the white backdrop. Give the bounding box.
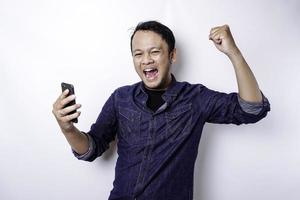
[1,0,299,199]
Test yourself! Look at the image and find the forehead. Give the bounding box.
[132,31,168,51]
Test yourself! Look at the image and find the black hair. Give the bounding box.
[130,21,176,54]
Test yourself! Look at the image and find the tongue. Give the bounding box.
[146,69,158,79]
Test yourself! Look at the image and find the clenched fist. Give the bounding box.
[209,24,240,57]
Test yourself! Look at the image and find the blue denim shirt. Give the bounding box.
[73,76,270,200]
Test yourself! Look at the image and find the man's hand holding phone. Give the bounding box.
[52,83,82,134]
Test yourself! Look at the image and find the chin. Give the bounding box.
[144,80,169,91]
[144,81,160,89]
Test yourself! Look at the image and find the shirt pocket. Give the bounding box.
[118,107,142,144]
[165,103,192,142]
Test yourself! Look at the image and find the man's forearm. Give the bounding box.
[62,126,89,155]
[209,25,263,103]
[228,49,263,103]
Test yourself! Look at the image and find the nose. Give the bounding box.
[141,53,154,65]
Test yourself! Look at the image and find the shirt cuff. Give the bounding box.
[72,132,96,160]
[237,92,268,115]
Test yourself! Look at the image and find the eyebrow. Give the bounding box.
[133,47,161,53]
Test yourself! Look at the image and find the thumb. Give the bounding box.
[209,36,222,45]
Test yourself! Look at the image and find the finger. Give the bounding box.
[209,24,230,39]
[53,89,70,109]
[209,29,222,41]
[59,94,76,108]
[61,111,81,123]
[212,39,222,45]
[222,24,230,31]
[209,32,222,44]
[60,104,81,116]
[209,26,221,35]
[58,89,69,101]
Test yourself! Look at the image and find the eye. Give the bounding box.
[134,53,142,57]
[151,50,160,55]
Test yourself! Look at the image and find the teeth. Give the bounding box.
[143,68,156,72]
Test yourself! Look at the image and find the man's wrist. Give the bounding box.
[226,46,241,59]
[61,124,79,136]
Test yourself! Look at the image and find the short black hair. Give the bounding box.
[130,21,176,54]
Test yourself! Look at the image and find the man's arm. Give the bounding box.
[52,89,89,155]
[209,25,262,103]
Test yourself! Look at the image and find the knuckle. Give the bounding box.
[69,115,75,121]
[60,109,65,115]
[63,97,71,105]
[59,101,65,107]
[69,95,75,101]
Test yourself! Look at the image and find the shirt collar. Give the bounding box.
[135,74,183,104]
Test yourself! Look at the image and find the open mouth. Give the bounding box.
[143,68,158,80]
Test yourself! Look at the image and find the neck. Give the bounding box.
[144,86,167,92]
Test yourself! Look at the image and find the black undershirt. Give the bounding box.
[144,87,166,112]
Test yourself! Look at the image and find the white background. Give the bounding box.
[1,0,299,199]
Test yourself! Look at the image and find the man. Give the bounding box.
[52,21,270,200]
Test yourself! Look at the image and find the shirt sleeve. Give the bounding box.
[237,92,268,115]
[200,85,270,125]
[72,91,118,162]
[72,132,96,160]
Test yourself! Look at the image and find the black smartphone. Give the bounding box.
[61,82,78,123]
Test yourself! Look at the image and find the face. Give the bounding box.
[131,31,176,90]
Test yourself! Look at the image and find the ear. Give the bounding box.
[169,48,177,64]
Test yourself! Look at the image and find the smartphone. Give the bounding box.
[61,82,78,123]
